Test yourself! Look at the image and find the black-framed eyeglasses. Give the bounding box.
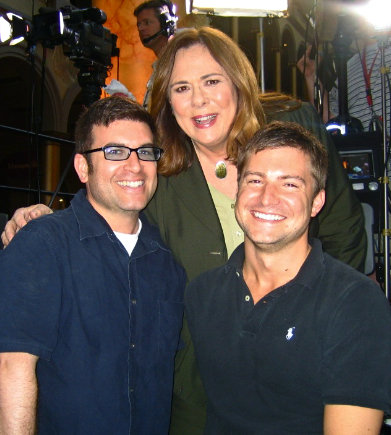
[82,145,164,162]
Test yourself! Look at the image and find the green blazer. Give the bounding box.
[144,102,366,435]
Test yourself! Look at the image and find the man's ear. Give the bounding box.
[74,153,89,184]
[311,189,325,218]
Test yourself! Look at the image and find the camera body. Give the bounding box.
[30,6,119,68]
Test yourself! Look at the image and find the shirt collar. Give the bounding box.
[226,238,325,291]
[71,190,112,240]
[71,189,170,255]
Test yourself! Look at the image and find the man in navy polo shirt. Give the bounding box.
[185,121,391,434]
[0,96,186,434]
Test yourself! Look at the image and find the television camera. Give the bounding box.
[28,5,119,106]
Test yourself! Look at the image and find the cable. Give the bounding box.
[27,43,36,205]
[35,46,48,204]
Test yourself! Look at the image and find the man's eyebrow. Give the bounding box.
[104,142,155,148]
[243,171,265,178]
[243,171,306,184]
[280,175,306,184]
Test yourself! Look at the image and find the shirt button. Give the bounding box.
[236,231,242,237]
[130,343,136,349]
[245,295,250,302]
[131,299,137,305]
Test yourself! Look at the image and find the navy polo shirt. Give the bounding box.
[186,239,391,434]
[0,190,186,434]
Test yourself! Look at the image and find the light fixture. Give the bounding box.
[186,0,288,17]
[353,0,391,32]
[0,11,29,45]
[0,14,11,43]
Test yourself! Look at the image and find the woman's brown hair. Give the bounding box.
[150,27,266,176]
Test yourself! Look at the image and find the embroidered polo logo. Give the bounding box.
[286,327,296,340]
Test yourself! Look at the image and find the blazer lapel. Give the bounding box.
[169,156,223,236]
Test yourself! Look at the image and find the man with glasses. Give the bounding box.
[0,96,186,434]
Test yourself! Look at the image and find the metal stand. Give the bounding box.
[325,15,363,134]
[377,35,390,299]
[257,18,265,93]
[321,16,390,296]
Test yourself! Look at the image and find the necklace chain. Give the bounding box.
[191,139,228,179]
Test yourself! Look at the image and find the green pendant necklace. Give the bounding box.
[215,160,227,179]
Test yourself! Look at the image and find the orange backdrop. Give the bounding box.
[93,0,157,103]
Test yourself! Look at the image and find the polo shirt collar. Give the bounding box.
[226,238,326,292]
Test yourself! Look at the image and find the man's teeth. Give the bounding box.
[117,180,143,187]
[253,212,283,221]
[195,114,216,124]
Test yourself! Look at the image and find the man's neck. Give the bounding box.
[102,212,140,234]
[149,36,168,57]
[111,217,140,234]
[87,196,140,234]
[242,238,311,304]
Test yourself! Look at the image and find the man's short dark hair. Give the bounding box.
[134,0,177,38]
[134,0,167,18]
[237,121,328,195]
[74,96,157,156]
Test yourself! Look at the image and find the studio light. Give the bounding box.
[0,5,119,106]
[0,11,29,45]
[354,0,391,32]
[186,0,288,17]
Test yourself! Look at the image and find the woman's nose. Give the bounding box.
[191,86,208,107]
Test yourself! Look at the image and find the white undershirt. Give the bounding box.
[114,219,142,256]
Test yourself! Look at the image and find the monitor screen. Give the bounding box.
[339,149,375,180]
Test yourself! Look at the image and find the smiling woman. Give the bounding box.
[151,27,264,177]
[168,44,238,156]
[167,43,239,199]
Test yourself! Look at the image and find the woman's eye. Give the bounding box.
[173,86,188,93]
[206,79,220,86]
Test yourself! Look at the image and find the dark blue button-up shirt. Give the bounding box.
[0,190,186,434]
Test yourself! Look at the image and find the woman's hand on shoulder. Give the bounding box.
[1,204,53,247]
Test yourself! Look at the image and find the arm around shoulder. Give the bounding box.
[0,352,38,434]
[1,204,52,248]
